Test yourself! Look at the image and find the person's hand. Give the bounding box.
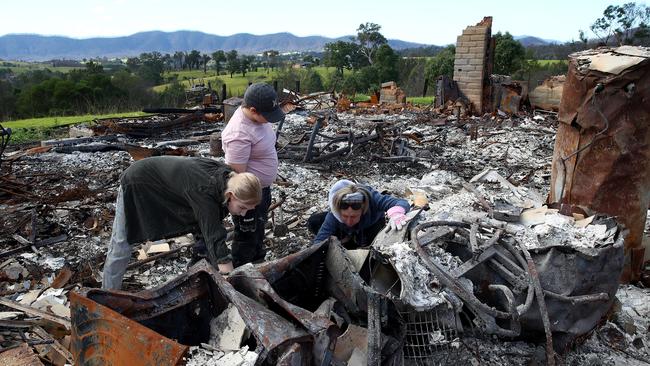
[218,262,234,275]
[385,206,408,232]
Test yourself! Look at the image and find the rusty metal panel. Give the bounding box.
[70,260,313,365]
[70,291,188,366]
[257,240,328,284]
[550,46,650,281]
[499,89,521,114]
[229,264,340,364]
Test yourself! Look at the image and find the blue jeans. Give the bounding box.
[102,187,131,290]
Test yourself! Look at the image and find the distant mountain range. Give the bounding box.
[514,35,561,46]
[0,31,426,61]
[0,31,563,61]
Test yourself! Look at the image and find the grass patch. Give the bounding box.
[155,69,276,96]
[1,61,82,74]
[351,94,370,102]
[537,60,567,66]
[407,96,434,105]
[2,112,148,144]
[343,95,434,104]
[2,112,147,129]
[154,66,342,96]
[5,127,66,145]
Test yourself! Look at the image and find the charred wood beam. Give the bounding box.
[310,130,385,163]
[0,182,39,200]
[371,155,429,163]
[268,193,287,213]
[41,135,118,147]
[367,291,382,366]
[304,116,324,162]
[53,144,125,154]
[311,146,350,163]
[0,319,34,329]
[0,234,68,259]
[100,113,204,137]
[154,139,201,148]
[142,107,221,114]
[0,297,71,329]
[32,325,75,364]
[0,339,53,353]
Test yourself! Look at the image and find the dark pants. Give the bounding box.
[307,211,385,249]
[231,187,272,267]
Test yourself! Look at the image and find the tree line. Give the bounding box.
[125,49,294,85]
[0,62,187,120]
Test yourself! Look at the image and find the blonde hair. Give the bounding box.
[224,172,262,205]
[331,184,370,216]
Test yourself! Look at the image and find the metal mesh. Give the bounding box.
[401,307,459,361]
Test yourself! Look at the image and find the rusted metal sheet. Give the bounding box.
[434,75,460,108]
[70,292,188,366]
[229,264,340,365]
[70,260,312,365]
[490,76,524,115]
[256,239,329,284]
[549,46,650,281]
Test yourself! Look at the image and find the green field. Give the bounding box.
[407,97,434,105]
[155,69,276,96]
[2,112,147,129]
[2,112,148,144]
[1,61,82,74]
[155,66,341,96]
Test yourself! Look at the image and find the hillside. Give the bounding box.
[0,31,426,61]
[514,35,560,46]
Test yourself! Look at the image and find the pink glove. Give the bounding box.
[385,206,407,232]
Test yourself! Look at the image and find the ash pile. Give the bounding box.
[0,88,649,365]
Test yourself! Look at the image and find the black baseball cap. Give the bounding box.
[243,83,285,123]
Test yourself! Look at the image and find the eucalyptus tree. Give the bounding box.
[211,50,226,74]
[353,22,388,65]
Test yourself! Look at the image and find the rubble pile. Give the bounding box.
[0,100,648,365]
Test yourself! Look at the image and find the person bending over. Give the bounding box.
[308,179,410,249]
[102,156,261,290]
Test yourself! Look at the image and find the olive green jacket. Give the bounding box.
[121,156,232,265]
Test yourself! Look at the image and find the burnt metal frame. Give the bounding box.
[409,219,610,339]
